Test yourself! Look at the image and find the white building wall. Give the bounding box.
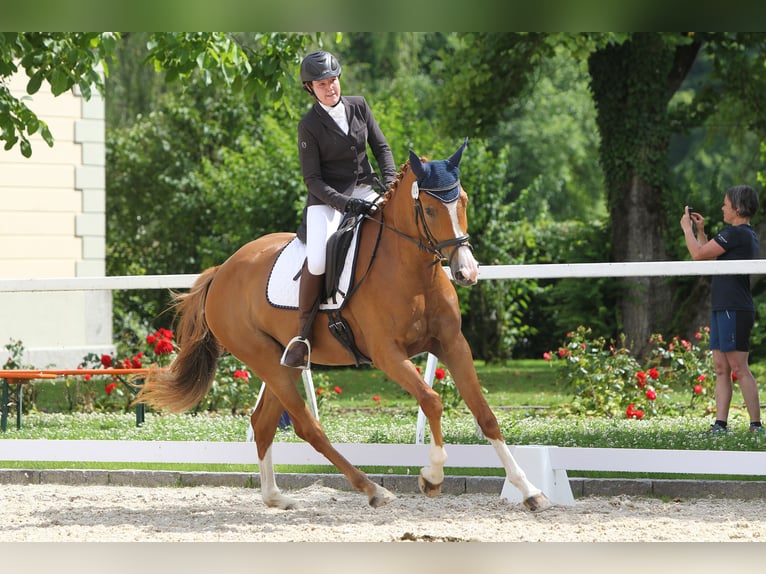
[0,71,112,368]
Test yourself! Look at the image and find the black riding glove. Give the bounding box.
[344,198,376,216]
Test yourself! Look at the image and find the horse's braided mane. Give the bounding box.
[380,155,428,206]
[380,161,408,206]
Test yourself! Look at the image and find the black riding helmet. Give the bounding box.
[300,50,342,96]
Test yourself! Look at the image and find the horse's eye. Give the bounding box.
[425,206,436,218]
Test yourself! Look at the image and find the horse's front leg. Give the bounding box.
[438,339,551,512]
[419,437,448,497]
[374,353,447,497]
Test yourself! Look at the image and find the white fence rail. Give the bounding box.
[1,259,765,294]
[2,261,766,504]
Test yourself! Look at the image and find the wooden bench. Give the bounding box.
[0,368,157,432]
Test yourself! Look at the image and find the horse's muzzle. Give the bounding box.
[451,246,479,286]
[453,271,478,287]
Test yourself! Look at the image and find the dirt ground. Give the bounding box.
[1,480,766,542]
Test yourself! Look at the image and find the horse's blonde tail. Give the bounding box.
[134,266,222,413]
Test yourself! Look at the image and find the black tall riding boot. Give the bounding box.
[280,262,324,369]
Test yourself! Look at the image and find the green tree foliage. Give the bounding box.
[0,32,117,156]
[1,32,317,155]
[434,32,766,357]
[106,79,306,332]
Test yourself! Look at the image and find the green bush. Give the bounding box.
[545,325,715,419]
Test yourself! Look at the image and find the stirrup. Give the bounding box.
[280,336,312,370]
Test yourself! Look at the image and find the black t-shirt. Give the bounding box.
[711,224,760,311]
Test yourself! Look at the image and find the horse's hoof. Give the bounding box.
[523,493,551,512]
[368,484,397,508]
[418,474,442,497]
[263,493,300,510]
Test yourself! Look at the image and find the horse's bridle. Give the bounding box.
[342,192,473,303]
[412,196,473,268]
[363,194,473,269]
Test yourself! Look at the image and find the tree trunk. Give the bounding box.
[588,33,702,356]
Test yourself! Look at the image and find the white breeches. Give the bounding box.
[305,184,378,275]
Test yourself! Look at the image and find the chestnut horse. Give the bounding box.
[135,140,550,512]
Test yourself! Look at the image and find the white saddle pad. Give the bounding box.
[266,231,362,311]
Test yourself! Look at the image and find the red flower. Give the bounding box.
[434,368,446,380]
[543,352,552,361]
[333,386,342,394]
[645,389,657,401]
[648,368,659,380]
[131,356,142,368]
[626,404,643,419]
[146,334,157,345]
[696,374,706,382]
[154,339,174,355]
[316,388,324,395]
[635,371,647,388]
[693,384,703,395]
[372,395,381,402]
[695,331,702,340]
[100,354,112,368]
[104,382,117,395]
[233,369,250,380]
[557,348,567,358]
[732,373,738,382]
[84,374,91,381]
[633,409,644,419]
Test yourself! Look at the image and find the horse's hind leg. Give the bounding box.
[251,387,299,509]
[438,340,551,512]
[280,385,397,508]
[244,350,396,508]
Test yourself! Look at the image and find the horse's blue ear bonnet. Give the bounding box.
[408,138,468,203]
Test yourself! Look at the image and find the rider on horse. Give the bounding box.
[280,50,397,369]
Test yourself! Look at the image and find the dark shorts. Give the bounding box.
[709,310,754,353]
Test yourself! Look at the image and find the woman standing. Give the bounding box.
[680,185,764,434]
[281,50,396,369]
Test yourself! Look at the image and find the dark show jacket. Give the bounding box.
[296,95,396,241]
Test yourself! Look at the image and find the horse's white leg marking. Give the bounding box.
[259,445,299,509]
[420,437,447,486]
[446,201,478,283]
[489,437,542,500]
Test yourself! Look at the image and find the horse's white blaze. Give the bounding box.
[489,437,542,501]
[446,201,479,283]
[420,439,448,485]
